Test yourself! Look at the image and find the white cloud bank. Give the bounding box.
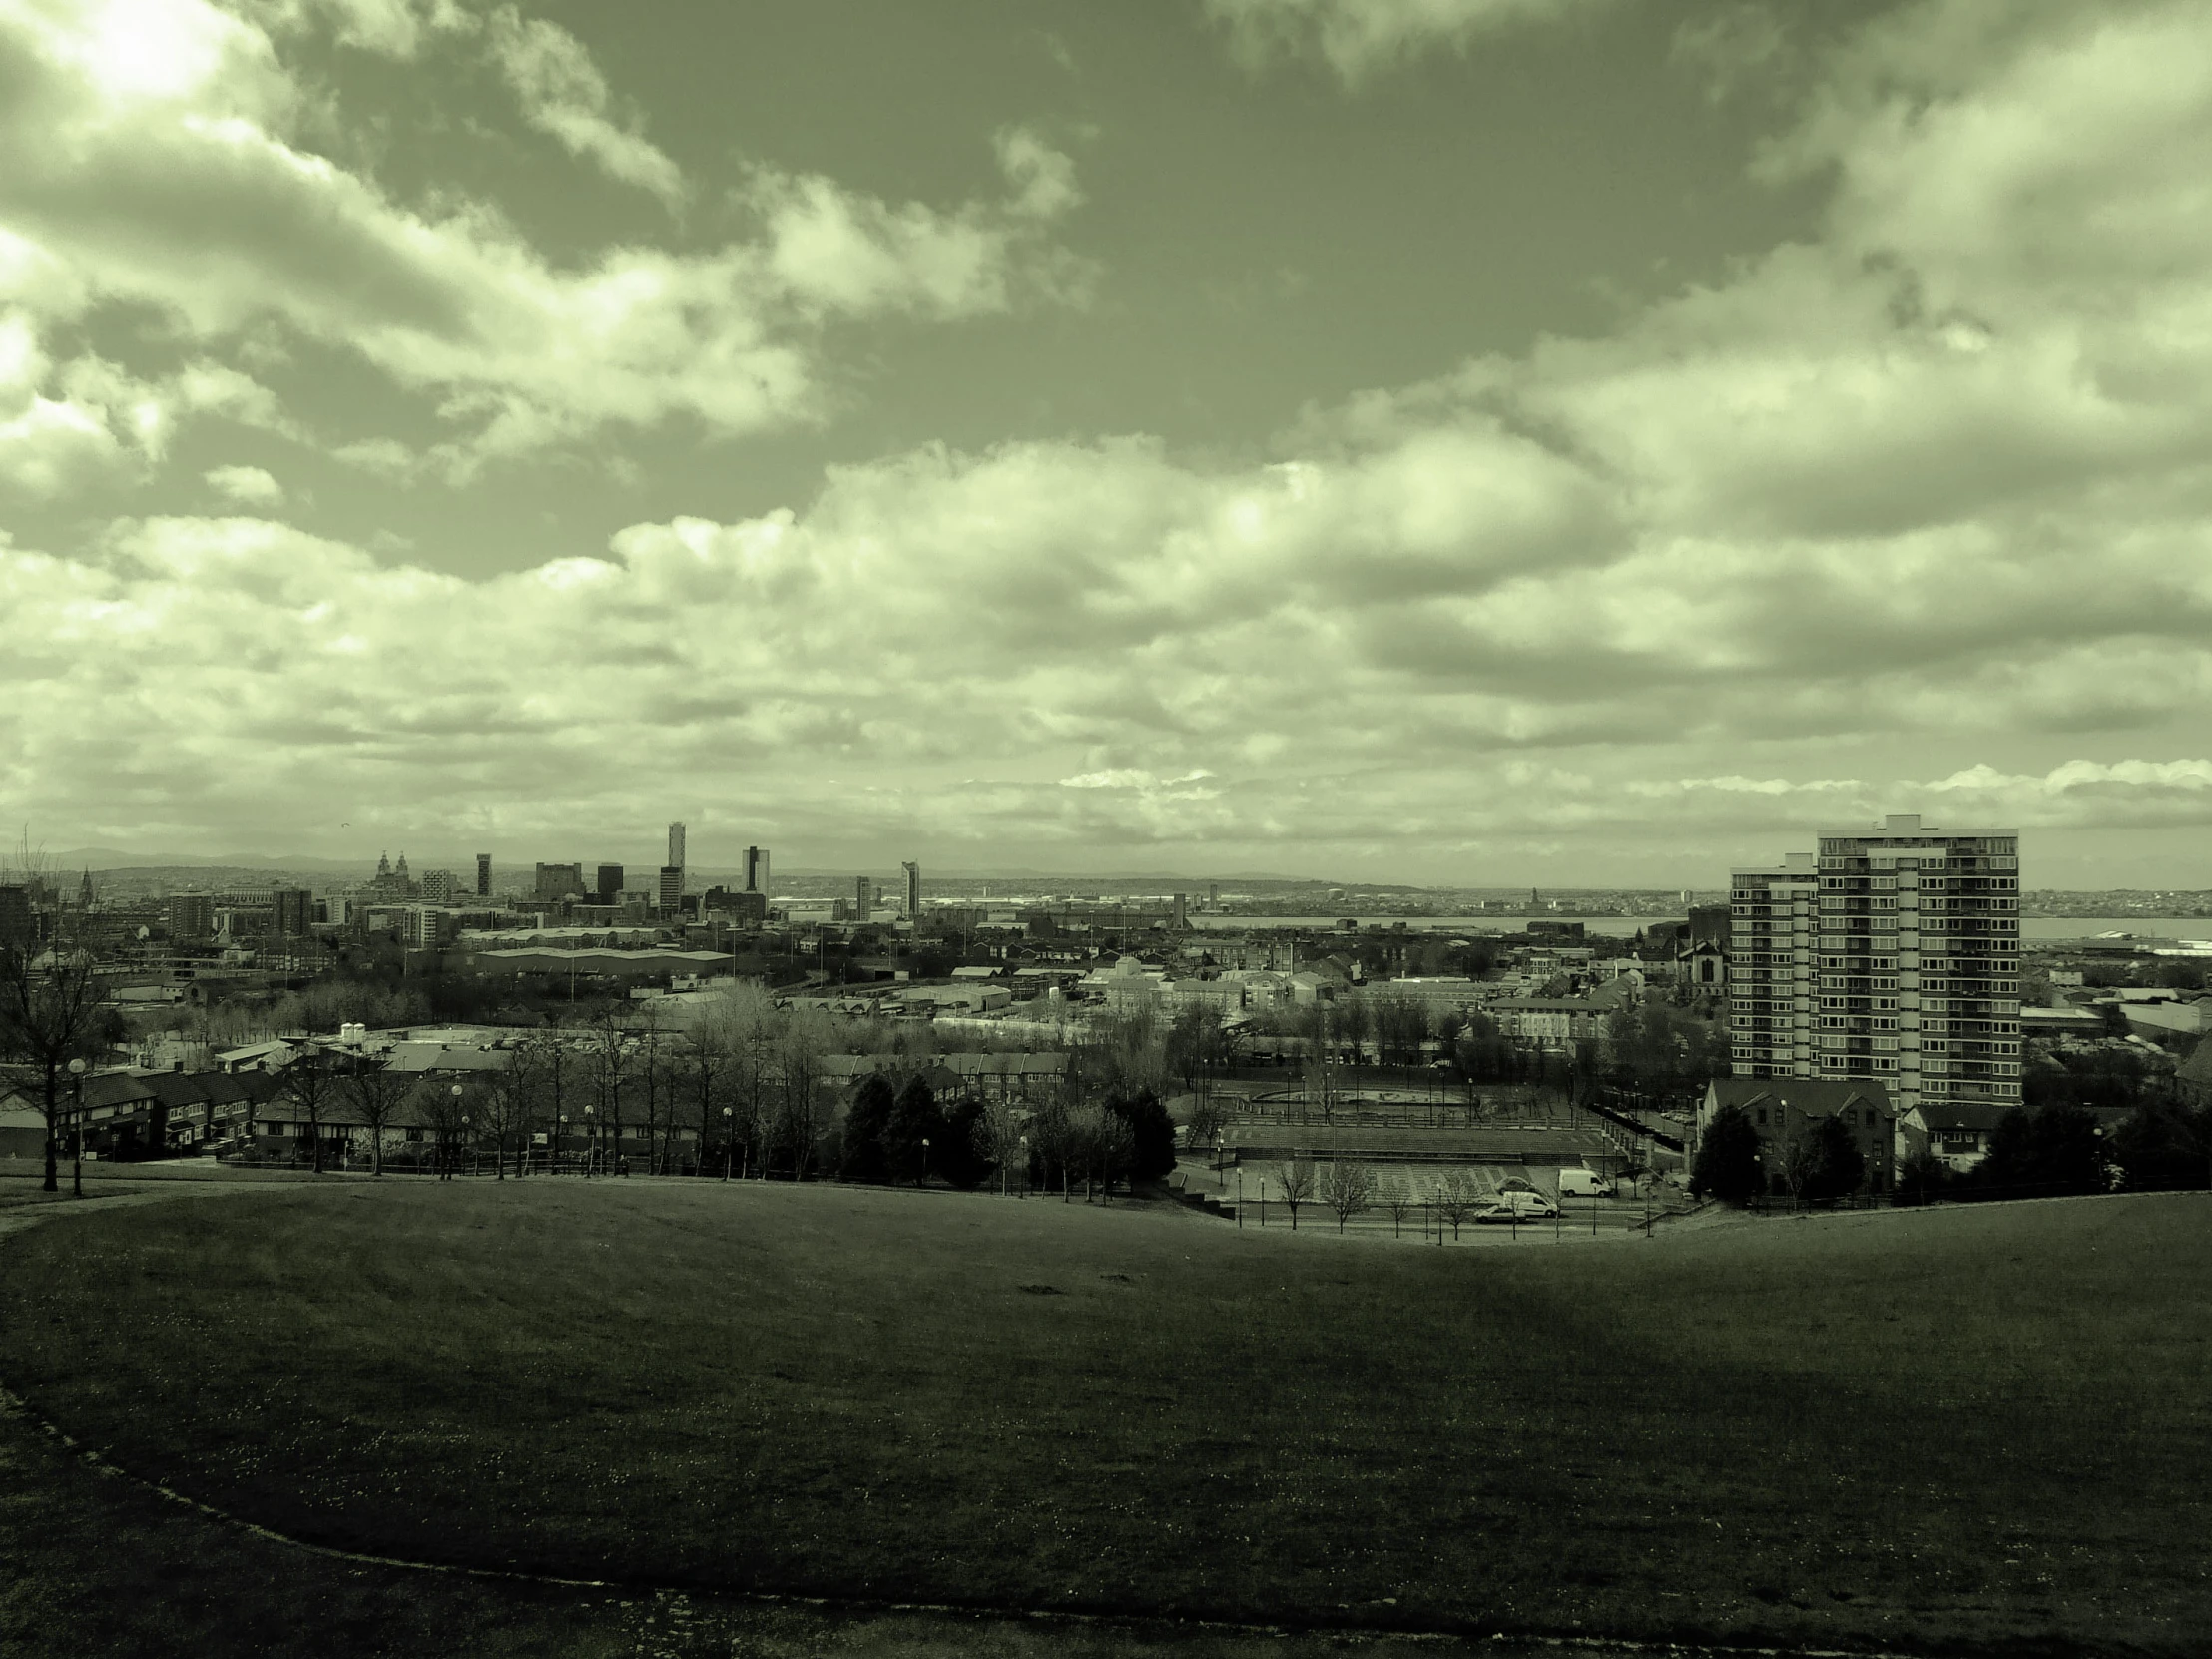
[6,0,2212,881]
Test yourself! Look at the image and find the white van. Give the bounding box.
[1557,1167,1609,1198]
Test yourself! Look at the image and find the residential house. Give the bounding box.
[1692,1077,1896,1197]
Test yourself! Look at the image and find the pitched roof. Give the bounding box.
[1707,1077,1893,1115]
[1902,1099,2016,1131]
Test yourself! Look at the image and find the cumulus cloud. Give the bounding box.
[483,5,685,208]
[204,462,282,504]
[0,0,1090,488]
[7,0,2212,880]
[1206,0,1602,81]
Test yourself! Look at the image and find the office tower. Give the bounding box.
[902,860,921,920]
[597,863,625,902]
[668,822,687,870]
[854,875,873,922]
[1172,891,1188,930]
[475,853,492,897]
[418,869,460,904]
[1,883,37,951]
[1733,814,2020,1119]
[533,862,586,903]
[658,865,683,912]
[744,846,770,893]
[1207,881,1220,910]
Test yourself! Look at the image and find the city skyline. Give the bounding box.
[6,2,2212,887]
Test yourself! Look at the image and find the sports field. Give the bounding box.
[1,1179,2206,1655]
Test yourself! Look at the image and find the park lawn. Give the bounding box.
[0,1182,2206,1655]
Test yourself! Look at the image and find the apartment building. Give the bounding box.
[1729,851,1819,1077]
[1732,814,2020,1119]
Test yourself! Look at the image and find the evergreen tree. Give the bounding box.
[885,1074,942,1186]
[839,1073,894,1183]
[1690,1104,1762,1204]
[1803,1113,1867,1203]
[1108,1087,1177,1181]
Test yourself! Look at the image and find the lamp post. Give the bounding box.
[446,1084,463,1181]
[558,1113,568,1175]
[920,1136,931,1188]
[584,1103,595,1178]
[1215,1131,1224,1190]
[1018,1134,1028,1198]
[722,1106,733,1181]
[458,1109,470,1182]
[67,1058,86,1199]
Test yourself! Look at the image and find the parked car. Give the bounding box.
[1475,1192,1560,1224]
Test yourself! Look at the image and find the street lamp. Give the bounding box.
[447,1084,463,1182]
[920,1136,931,1188]
[557,1113,568,1175]
[1018,1134,1028,1198]
[722,1106,733,1181]
[67,1058,86,1199]
[584,1103,596,1178]
[1214,1131,1225,1190]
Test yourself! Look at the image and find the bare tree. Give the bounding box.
[1273,1159,1316,1230]
[473,1058,533,1180]
[277,1046,343,1173]
[1320,1159,1375,1233]
[1376,1172,1416,1238]
[417,1077,474,1180]
[588,1010,630,1174]
[340,1058,412,1177]
[0,840,114,1193]
[1432,1168,1481,1240]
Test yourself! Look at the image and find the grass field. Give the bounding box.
[1,1179,2207,1655]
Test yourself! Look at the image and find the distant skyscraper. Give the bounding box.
[597,863,625,902]
[1172,891,1188,930]
[744,846,770,893]
[475,853,492,897]
[854,875,873,922]
[658,865,683,912]
[668,822,687,870]
[1732,814,2020,1120]
[902,860,921,920]
[533,862,585,903]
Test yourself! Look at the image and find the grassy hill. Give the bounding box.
[1,1181,2205,1654]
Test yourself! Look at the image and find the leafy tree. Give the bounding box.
[1320,1160,1375,1233]
[933,1098,992,1189]
[2110,1099,2212,1192]
[1803,1113,1867,1203]
[1108,1087,1176,1181]
[840,1073,895,1183]
[886,1074,942,1186]
[1976,1103,2107,1196]
[1690,1104,1762,1205]
[1897,1146,1949,1207]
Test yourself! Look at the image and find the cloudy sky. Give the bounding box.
[4,0,2211,886]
